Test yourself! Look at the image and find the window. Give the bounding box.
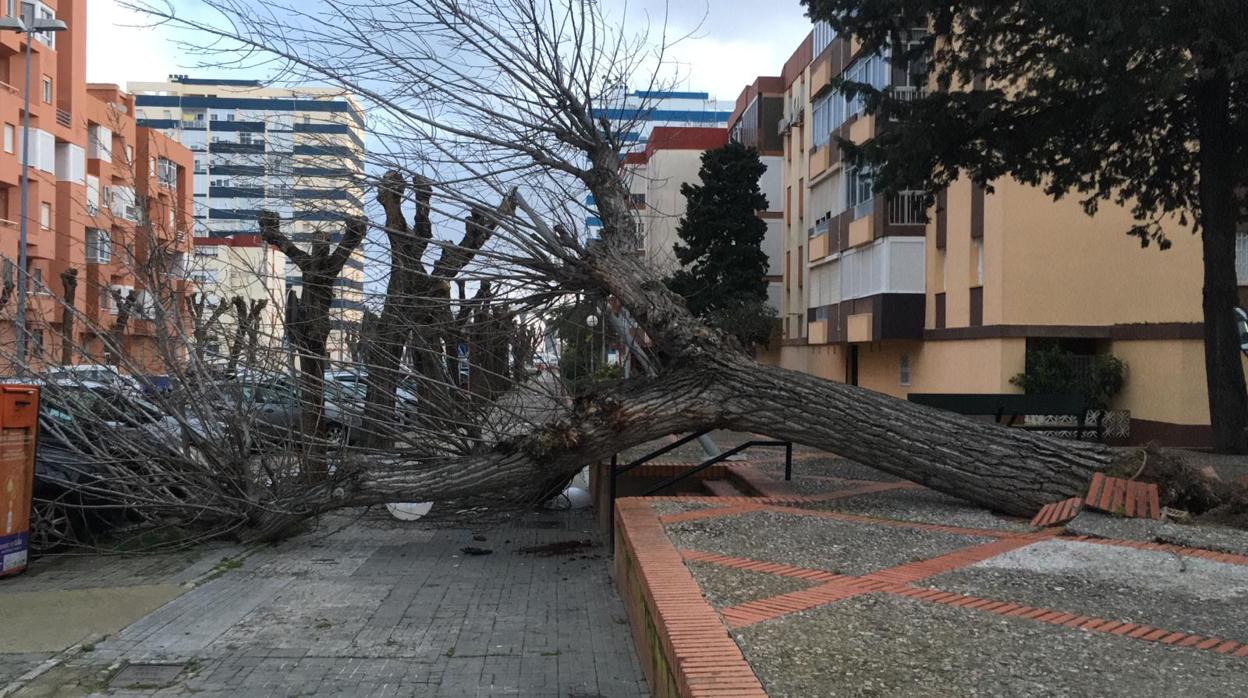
[39,202,50,228]
[126,144,134,165]
[973,238,984,286]
[30,330,43,359]
[899,355,911,386]
[812,21,836,57]
[86,228,111,264]
[630,193,646,206]
[41,76,52,104]
[846,166,875,218]
[2,124,12,153]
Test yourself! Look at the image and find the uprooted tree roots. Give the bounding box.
[1108,445,1248,527]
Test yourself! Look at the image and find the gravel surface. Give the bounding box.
[758,457,904,483]
[733,593,1247,698]
[804,487,1034,533]
[686,561,815,608]
[1067,511,1248,557]
[922,539,1248,641]
[647,499,723,516]
[771,475,864,496]
[665,510,992,576]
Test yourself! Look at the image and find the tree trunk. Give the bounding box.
[59,268,78,365]
[1196,66,1248,454]
[248,352,1114,539]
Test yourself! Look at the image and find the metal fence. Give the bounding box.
[888,190,929,225]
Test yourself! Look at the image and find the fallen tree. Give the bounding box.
[42,0,1146,544]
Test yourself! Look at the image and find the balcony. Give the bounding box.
[887,190,929,226]
[809,145,832,180]
[811,55,834,97]
[889,86,928,103]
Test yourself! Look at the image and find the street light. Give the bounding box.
[0,15,69,372]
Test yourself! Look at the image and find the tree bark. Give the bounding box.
[1196,66,1248,454]
[260,212,366,479]
[59,268,77,365]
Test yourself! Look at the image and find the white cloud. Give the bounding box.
[611,0,812,101]
[86,0,181,85]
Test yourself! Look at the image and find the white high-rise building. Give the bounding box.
[129,76,367,362]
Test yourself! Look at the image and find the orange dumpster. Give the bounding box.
[0,385,40,578]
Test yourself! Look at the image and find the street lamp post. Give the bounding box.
[0,15,68,372]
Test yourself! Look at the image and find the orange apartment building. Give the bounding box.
[0,0,194,374]
[771,22,1242,447]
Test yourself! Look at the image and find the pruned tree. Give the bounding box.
[259,211,366,478]
[59,268,78,365]
[226,297,268,375]
[105,289,140,365]
[185,292,230,363]
[801,0,1248,453]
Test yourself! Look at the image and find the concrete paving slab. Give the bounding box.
[0,584,186,653]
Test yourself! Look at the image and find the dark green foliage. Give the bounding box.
[804,0,1247,451]
[804,1,1246,243]
[1010,346,1127,411]
[668,141,774,347]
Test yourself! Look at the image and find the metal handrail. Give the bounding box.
[607,433,794,553]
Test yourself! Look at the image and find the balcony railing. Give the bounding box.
[890,86,929,102]
[888,190,929,225]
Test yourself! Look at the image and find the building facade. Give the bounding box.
[128,76,367,363]
[585,87,733,236]
[0,0,194,374]
[769,21,1245,447]
[726,76,787,312]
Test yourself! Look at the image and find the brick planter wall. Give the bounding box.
[613,499,767,697]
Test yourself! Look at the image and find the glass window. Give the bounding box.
[900,355,911,386]
[39,202,50,228]
[2,123,12,153]
[846,166,874,218]
[41,76,52,104]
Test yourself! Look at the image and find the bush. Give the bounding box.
[1010,346,1126,410]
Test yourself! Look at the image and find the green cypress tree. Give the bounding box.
[668,141,775,347]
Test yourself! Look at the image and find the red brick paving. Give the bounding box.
[1030,497,1084,527]
[1084,473,1161,519]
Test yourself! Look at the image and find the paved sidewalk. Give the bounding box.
[2,508,647,697]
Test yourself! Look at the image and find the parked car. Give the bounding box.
[41,364,143,393]
[30,442,119,552]
[196,378,364,445]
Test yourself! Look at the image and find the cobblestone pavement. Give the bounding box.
[644,466,1248,697]
[3,508,647,697]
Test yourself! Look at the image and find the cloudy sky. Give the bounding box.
[87,0,814,101]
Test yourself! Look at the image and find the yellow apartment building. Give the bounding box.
[772,22,1242,447]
